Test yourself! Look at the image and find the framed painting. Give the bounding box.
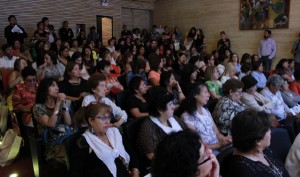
[240,0,290,30]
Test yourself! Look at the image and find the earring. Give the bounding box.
[90,127,94,134]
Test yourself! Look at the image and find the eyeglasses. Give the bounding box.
[95,114,112,121]
[199,144,211,166]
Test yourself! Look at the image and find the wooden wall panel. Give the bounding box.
[0,0,154,45]
[154,0,300,68]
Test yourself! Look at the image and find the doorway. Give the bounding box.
[96,15,113,47]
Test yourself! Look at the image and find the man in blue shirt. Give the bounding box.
[258,30,277,72]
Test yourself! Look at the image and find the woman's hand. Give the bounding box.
[57,93,66,105]
[208,153,220,177]
[80,92,89,98]
[217,133,232,146]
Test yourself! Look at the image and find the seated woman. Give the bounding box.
[97,60,124,96]
[160,70,185,108]
[137,87,186,164]
[251,61,267,92]
[280,80,300,108]
[126,76,149,119]
[148,56,164,86]
[285,133,300,177]
[70,51,90,80]
[58,45,70,66]
[229,53,241,74]
[126,58,147,86]
[152,130,220,177]
[223,109,290,177]
[181,82,231,152]
[220,62,238,84]
[180,64,202,96]
[81,45,96,75]
[12,66,38,127]
[59,62,89,113]
[241,75,272,113]
[119,51,133,74]
[289,70,300,95]
[82,73,127,128]
[70,103,139,177]
[212,79,245,135]
[205,66,222,99]
[261,74,291,121]
[275,58,294,82]
[32,78,72,162]
[37,50,65,81]
[7,58,28,111]
[238,63,252,80]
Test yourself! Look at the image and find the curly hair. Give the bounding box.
[231,109,271,153]
[152,130,201,177]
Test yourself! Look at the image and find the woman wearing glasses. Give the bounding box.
[152,130,220,177]
[223,109,290,177]
[70,103,139,177]
[82,73,127,128]
[212,79,245,136]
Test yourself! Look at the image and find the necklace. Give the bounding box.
[265,156,283,177]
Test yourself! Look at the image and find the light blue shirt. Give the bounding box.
[258,37,276,59]
[252,71,267,89]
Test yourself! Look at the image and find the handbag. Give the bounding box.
[43,124,77,145]
[0,129,23,167]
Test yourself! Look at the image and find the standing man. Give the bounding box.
[217,31,231,56]
[4,15,28,45]
[291,33,300,70]
[258,30,276,71]
[59,21,74,43]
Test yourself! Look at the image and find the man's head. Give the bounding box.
[264,30,271,39]
[8,15,17,26]
[1,44,13,58]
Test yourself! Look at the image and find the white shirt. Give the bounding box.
[0,56,17,69]
[82,95,127,122]
[286,133,300,177]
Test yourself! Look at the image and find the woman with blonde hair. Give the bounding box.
[205,66,222,99]
[220,62,238,84]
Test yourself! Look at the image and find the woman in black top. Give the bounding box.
[223,109,290,177]
[126,76,149,119]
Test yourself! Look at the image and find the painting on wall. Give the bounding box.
[240,0,290,30]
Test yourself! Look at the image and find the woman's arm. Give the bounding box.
[8,71,22,89]
[37,65,46,81]
[130,108,149,119]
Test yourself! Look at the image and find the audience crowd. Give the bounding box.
[2,15,300,177]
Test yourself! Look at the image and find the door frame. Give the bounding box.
[96,15,113,45]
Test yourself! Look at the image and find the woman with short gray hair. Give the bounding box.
[261,74,291,121]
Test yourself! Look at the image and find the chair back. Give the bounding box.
[122,117,148,176]
[63,132,80,171]
[269,127,292,163]
[217,145,234,176]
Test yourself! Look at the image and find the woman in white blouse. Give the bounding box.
[181,82,231,151]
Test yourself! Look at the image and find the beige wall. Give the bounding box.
[0,0,154,45]
[154,0,299,68]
